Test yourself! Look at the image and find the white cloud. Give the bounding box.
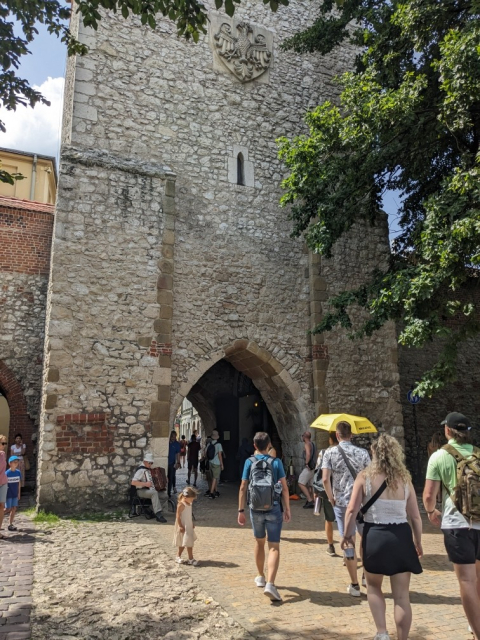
[0,76,65,160]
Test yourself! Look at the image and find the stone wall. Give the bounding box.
[0,197,54,459]
[312,216,404,449]
[36,149,173,509]
[37,0,405,509]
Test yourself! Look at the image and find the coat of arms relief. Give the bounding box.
[211,18,273,83]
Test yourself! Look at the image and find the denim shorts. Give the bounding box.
[333,505,363,539]
[250,502,283,543]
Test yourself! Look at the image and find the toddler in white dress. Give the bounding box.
[173,487,198,565]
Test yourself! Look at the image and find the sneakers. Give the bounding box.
[7,524,17,531]
[255,576,266,588]
[207,494,215,500]
[175,557,184,564]
[303,501,315,509]
[326,544,336,556]
[374,634,390,640]
[155,512,167,523]
[186,558,199,566]
[204,491,211,497]
[362,574,367,587]
[348,583,361,597]
[264,583,282,601]
[214,491,220,498]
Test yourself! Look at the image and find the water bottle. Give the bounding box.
[313,496,322,516]
[344,544,355,560]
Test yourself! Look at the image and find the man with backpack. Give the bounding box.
[298,431,316,508]
[205,430,223,500]
[424,412,480,639]
[237,432,291,602]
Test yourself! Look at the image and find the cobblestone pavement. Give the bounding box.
[0,496,36,640]
[3,468,474,640]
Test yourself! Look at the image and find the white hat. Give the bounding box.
[143,453,154,463]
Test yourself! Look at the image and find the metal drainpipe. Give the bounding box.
[29,154,37,200]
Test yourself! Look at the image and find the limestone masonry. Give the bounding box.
[0,0,470,511]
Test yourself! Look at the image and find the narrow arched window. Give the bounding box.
[237,152,245,186]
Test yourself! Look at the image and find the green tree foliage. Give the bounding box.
[0,0,289,183]
[278,0,480,396]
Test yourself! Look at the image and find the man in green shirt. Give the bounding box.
[424,412,480,640]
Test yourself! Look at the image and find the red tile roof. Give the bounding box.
[0,195,55,214]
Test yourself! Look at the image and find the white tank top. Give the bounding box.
[364,478,409,525]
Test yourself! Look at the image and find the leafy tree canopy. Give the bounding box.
[278,0,480,396]
[0,0,288,184]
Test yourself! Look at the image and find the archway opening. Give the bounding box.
[169,339,310,482]
[0,390,10,440]
[182,359,282,482]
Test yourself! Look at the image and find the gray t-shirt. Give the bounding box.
[322,442,370,507]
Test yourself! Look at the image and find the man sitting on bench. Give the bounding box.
[131,453,167,522]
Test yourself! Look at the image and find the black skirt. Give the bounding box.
[362,522,423,576]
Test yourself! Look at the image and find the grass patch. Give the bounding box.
[68,509,127,523]
[28,509,61,525]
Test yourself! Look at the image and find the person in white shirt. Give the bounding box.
[131,453,167,522]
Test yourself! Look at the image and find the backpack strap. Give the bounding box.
[337,445,357,480]
[442,444,466,464]
[360,480,388,517]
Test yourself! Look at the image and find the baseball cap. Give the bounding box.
[9,456,20,463]
[441,412,471,431]
[143,453,154,463]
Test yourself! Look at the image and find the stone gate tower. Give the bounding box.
[37,0,403,509]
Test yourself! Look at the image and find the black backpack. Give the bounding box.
[206,442,217,461]
[307,442,316,470]
[247,456,275,511]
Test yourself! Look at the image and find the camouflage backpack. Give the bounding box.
[442,444,480,523]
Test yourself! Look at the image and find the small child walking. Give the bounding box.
[6,456,21,531]
[173,487,198,565]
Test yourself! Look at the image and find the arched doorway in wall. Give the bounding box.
[0,361,35,473]
[0,391,10,440]
[171,340,310,482]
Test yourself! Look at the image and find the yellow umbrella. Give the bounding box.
[310,413,377,435]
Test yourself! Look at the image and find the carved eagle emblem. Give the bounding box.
[214,21,272,83]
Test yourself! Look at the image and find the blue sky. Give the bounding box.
[19,22,67,86]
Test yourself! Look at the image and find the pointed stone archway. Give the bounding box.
[0,360,35,452]
[162,339,312,465]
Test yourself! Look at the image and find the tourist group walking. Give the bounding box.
[127,410,479,640]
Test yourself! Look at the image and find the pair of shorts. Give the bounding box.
[187,460,198,471]
[333,505,363,540]
[0,484,7,504]
[319,496,335,523]
[250,503,283,543]
[443,528,480,564]
[298,467,314,486]
[6,497,18,509]
[210,463,221,480]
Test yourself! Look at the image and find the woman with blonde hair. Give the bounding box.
[341,434,423,640]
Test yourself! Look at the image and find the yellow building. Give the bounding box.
[0,147,57,204]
